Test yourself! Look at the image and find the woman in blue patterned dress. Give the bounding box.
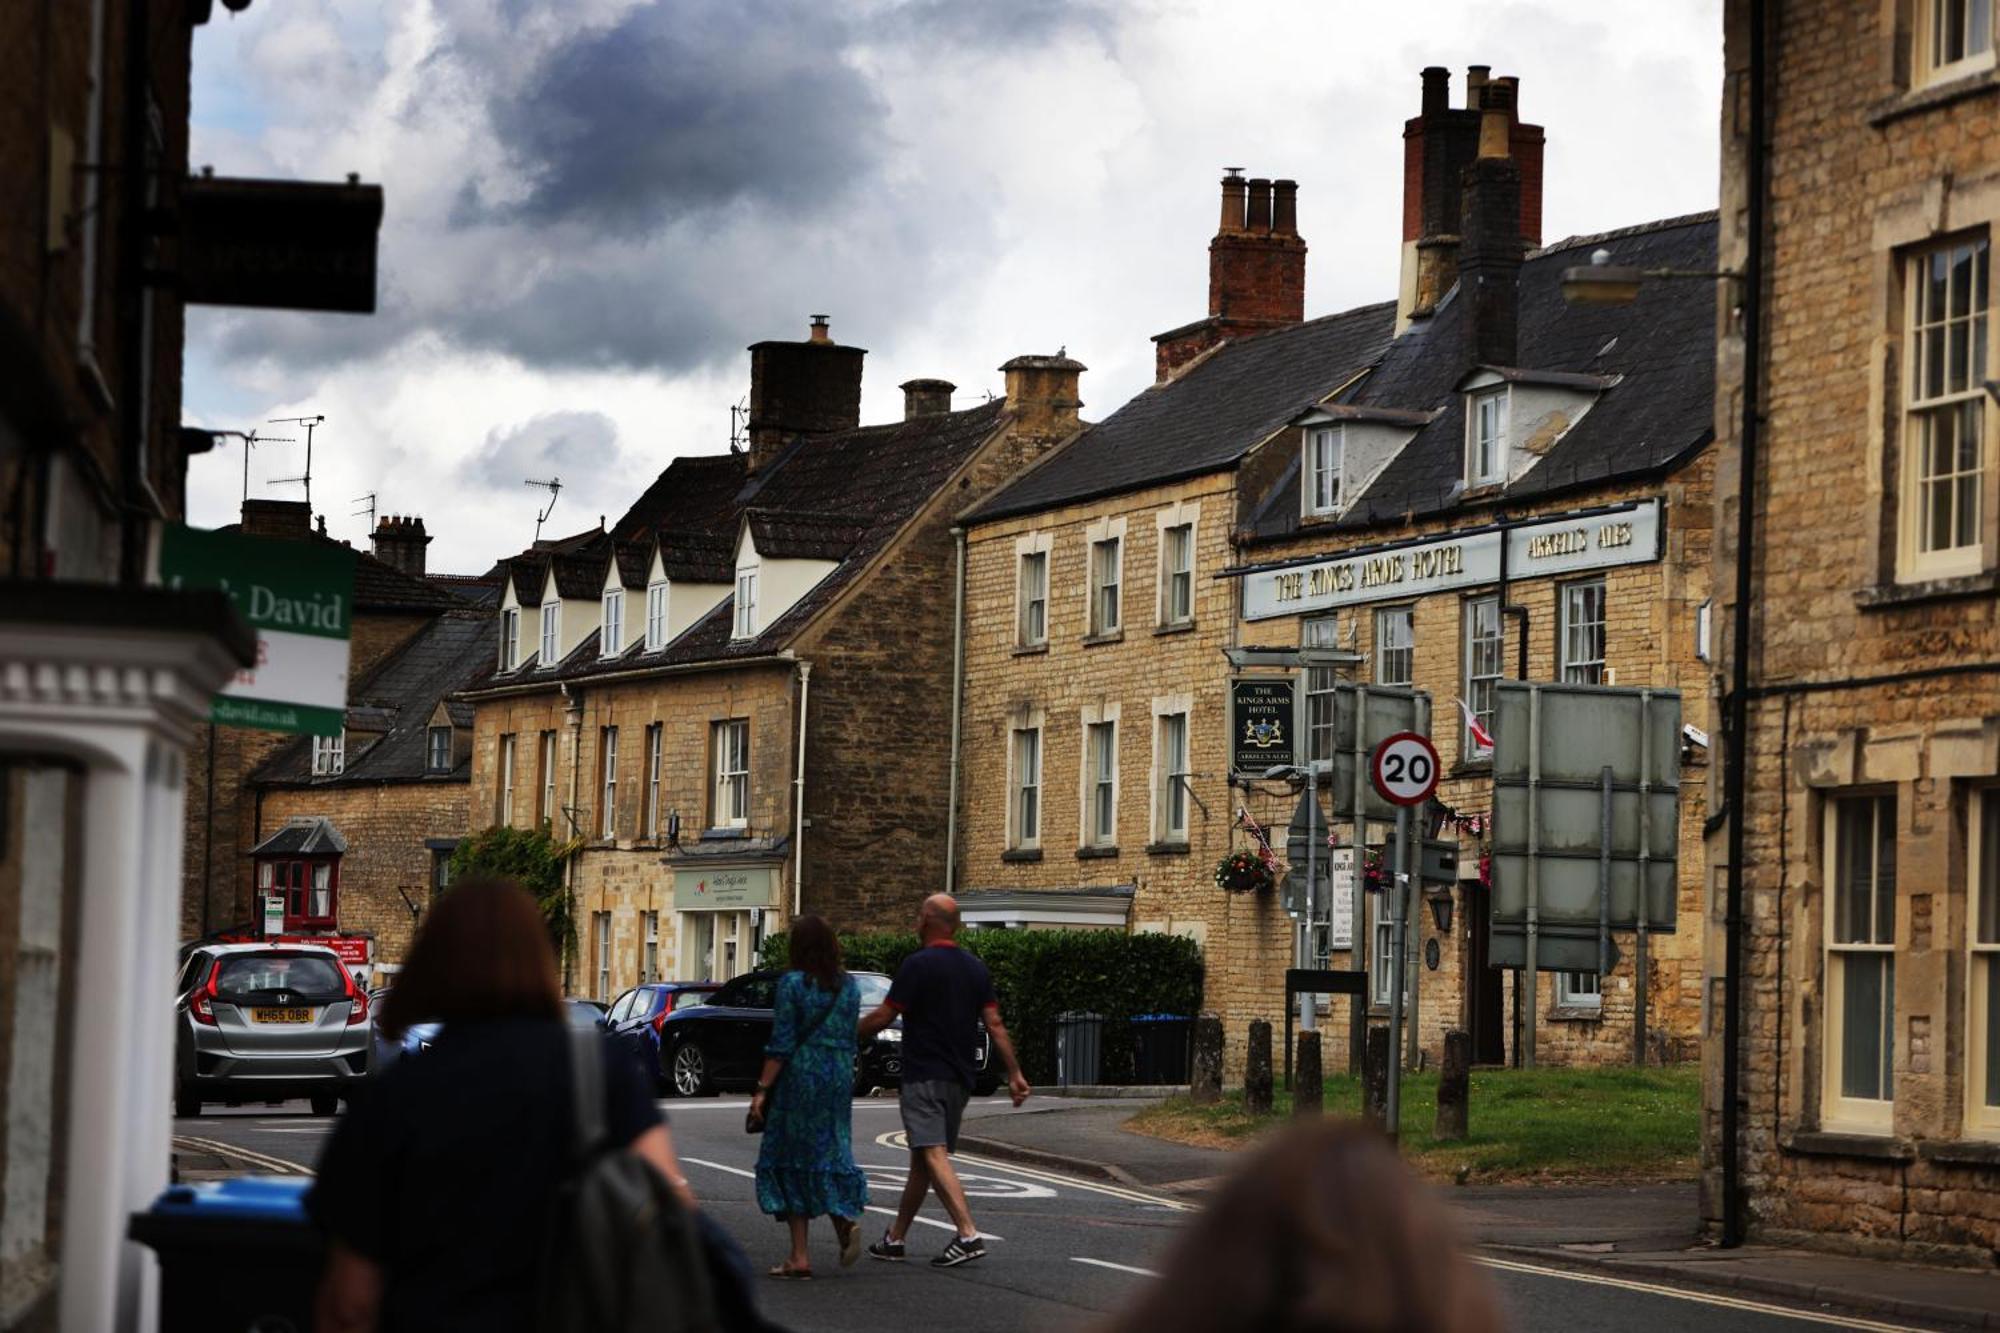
[748,914,869,1278]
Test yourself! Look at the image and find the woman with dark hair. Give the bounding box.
[747,914,869,1278]
[1098,1119,1503,1333]
[306,879,698,1331]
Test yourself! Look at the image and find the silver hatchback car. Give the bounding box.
[174,943,372,1117]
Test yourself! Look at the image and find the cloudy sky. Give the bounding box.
[185,0,1722,574]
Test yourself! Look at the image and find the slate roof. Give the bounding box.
[252,608,494,787]
[549,552,606,600]
[743,509,869,560]
[611,453,748,543]
[210,524,467,612]
[465,399,1012,691]
[248,816,348,857]
[1242,212,1717,541]
[969,301,1396,522]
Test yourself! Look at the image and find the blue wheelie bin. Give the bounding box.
[130,1175,322,1333]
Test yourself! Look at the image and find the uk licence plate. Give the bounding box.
[253,1007,313,1024]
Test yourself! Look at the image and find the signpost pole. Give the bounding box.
[1405,695,1431,1071]
[1523,688,1541,1069]
[1635,692,1655,1066]
[1386,802,1409,1142]
[1302,764,1318,1033]
[1598,765,1613,983]
[1352,686,1370,1075]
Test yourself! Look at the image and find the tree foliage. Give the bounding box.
[447,824,580,956]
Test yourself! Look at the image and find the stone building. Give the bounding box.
[1705,0,2000,1259]
[458,320,1080,998]
[956,68,1717,1076]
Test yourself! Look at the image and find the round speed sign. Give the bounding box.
[1371,732,1440,807]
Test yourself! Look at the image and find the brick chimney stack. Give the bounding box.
[1001,354,1086,438]
[371,514,432,576]
[240,498,312,540]
[900,379,956,420]
[746,316,866,472]
[1152,169,1308,381]
[1397,65,1544,334]
[1458,81,1525,369]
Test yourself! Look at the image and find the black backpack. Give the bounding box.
[536,1030,723,1333]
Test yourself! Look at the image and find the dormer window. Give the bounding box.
[1305,426,1343,515]
[540,600,561,665]
[601,589,623,657]
[645,580,668,649]
[1467,388,1508,486]
[734,571,758,639]
[501,607,520,670]
[426,725,453,773]
[311,730,345,776]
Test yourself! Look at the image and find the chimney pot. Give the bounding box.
[1421,66,1450,117]
[1271,179,1299,237]
[371,512,432,576]
[1245,178,1273,232]
[1466,64,1491,106]
[808,315,831,344]
[1218,170,1248,233]
[900,378,957,420]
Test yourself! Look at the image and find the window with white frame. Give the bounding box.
[498,733,517,825]
[712,720,749,828]
[540,600,560,664]
[538,731,557,827]
[1086,721,1117,848]
[599,727,619,838]
[1160,523,1194,625]
[1010,727,1042,848]
[644,910,660,984]
[1371,895,1395,1007]
[1560,580,1607,684]
[1827,794,1897,1128]
[501,607,520,670]
[1463,596,1503,752]
[1903,234,1989,578]
[1467,388,1507,486]
[1157,711,1190,844]
[601,589,623,656]
[1018,550,1048,647]
[734,571,758,639]
[1305,426,1343,515]
[312,730,346,777]
[644,724,664,840]
[427,725,452,773]
[1920,0,1996,84]
[1969,789,2000,1135]
[1303,616,1339,765]
[646,581,668,650]
[593,911,612,1001]
[1089,537,1122,636]
[1375,606,1414,687]
[1557,971,1602,1010]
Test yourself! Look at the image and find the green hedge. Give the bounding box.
[757,929,1203,1085]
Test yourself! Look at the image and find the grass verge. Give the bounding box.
[1124,1065,1700,1184]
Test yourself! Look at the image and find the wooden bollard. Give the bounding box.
[1245,1020,1274,1115]
[1436,1029,1470,1141]
[1363,1026,1390,1129]
[1294,1030,1323,1117]
[1190,1011,1224,1105]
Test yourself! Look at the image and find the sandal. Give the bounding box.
[833,1217,861,1268]
[767,1263,812,1280]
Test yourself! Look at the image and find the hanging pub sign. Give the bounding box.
[1230,677,1297,775]
[178,175,384,314]
[157,523,354,736]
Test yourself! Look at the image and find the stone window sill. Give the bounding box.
[1146,841,1191,857]
[1012,642,1049,657]
[1867,66,2000,127]
[1081,630,1125,647]
[1076,845,1119,860]
[701,827,748,841]
[1854,570,1999,610]
[1918,1138,2000,1168]
[1450,760,1492,778]
[1548,1006,1603,1024]
[1153,621,1196,638]
[1781,1130,1915,1162]
[1001,848,1043,863]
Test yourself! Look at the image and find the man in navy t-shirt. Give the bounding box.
[857,894,1029,1267]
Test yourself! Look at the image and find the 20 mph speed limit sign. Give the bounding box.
[1371,732,1440,807]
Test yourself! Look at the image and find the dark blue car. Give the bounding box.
[605,982,723,1091]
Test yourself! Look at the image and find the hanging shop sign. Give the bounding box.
[157,523,354,736]
[1229,677,1298,775]
[673,865,780,911]
[1237,499,1662,621]
[179,175,384,314]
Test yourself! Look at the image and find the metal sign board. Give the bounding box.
[157,523,355,736]
[1371,732,1440,806]
[1488,682,1681,936]
[673,865,779,911]
[1327,846,1354,948]
[1229,677,1298,775]
[1282,788,1328,916]
[1320,684,1429,821]
[179,175,385,314]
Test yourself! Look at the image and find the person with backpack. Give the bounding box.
[745,914,870,1279]
[306,879,735,1332]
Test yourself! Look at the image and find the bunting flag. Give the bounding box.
[1457,695,1495,760]
[1235,807,1282,875]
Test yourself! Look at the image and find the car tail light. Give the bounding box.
[342,967,370,1026]
[190,961,221,1026]
[651,1005,669,1036]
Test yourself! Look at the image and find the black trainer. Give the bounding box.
[931,1235,986,1268]
[867,1232,906,1263]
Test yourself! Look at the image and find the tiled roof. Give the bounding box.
[550,552,606,600]
[252,609,494,787]
[743,509,868,560]
[969,302,1396,522]
[209,524,465,612]
[248,816,348,857]
[652,530,736,583]
[613,541,651,589]
[612,453,748,543]
[1243,212,1717,540]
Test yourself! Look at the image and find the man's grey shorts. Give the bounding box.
[899,1079,971,1152]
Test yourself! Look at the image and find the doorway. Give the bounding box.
[1465,884,1506,1064]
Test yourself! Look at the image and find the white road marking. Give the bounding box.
[856,1163,1056,1200]
[173,1135,315,1176]
[874,1130,1198,1213]
[1071,1257,1160,1278]
[1474,1256,1924,1331]
[679,1156,1002,1241]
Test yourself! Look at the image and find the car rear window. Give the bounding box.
[856,974,890,1008]
[214,953,346,999]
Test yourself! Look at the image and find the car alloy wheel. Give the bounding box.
[671,1041,711,1098]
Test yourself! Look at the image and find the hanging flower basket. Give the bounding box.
[1361,848,1387,892]
[1215,849,1275,894]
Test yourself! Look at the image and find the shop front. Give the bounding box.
[673,863,783,983]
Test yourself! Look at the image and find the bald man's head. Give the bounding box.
[918,893,961,940]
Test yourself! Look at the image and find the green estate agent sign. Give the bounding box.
[158,523,354,736]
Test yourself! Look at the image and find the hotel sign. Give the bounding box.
[1240,500,1662,621]
[673,865,780,911]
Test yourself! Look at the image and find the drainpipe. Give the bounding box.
[944,527,967,893]
[1720,0,1771,1252]
[792,659,812,917]
[562,681,584,992]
